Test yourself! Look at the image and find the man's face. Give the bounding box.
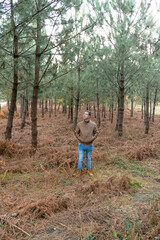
[83,111,90,121]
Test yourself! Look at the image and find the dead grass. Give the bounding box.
[127,143,158,161]
[0,105,160,239]
[79,175,131,197]
[16,196,72,219]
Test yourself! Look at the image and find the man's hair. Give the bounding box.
[85,110,91,116]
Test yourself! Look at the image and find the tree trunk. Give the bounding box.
[45,98,48,112]
[94,104,96,118]
[57,103,60,111]
[39,100,41,108]
[150,100,152,120]
[54,96,57,117]
[152,87,157,122]
[115,97,120,131]
[131,98,134,117]
[96,78,100,127]
[141,100,143,120]
[144,98,146,124]
[86,103,89,110]
[42,98,44,117]
[31,0,41,148]
[145,82,149,134]
[20,93,24,118]
[102,103,106,118]
[5,0,18,139]
[49,99,52,118]
[74,66,80,129]
[70,87,73,122]
[7,100,10,111]
[21,94,27,129]
[111,99,113,123]
[117,62,124,136]
[68,105,70,119]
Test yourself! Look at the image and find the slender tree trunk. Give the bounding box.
[150,100,152,120]
[131,98,134,117]
[74,66,80,129]
[103,104,106,118]
[21,93,27,129]
[45,98,48,113]
[70,87,73,122]
[20,92,24,118]
[62,99,67,115]
[39,100,41,108]
[144,97,146,124]
[115,97,120,131]
[117,62,124,136]
[111,99,114,123]
[96,78,100,127]
[49,99,52,118]
[26,88,29,117]
[42,98,44,117]
[109,104,111,121]
[141,100,143,120]
[54,96,57,117]
[0,104,1,112]
[152,87,157,122]
[7,100,10,111]
[5,0,18,139]
[31,0,41,148]
[94,104,96,118]
[57,103,60,111]
[145,82,149,134]
[68,105,70,119]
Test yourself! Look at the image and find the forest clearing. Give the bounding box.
[0,104,160,240]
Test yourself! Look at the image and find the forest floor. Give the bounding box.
[0,106,160,240]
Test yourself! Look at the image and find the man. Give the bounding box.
[74,110,99,177]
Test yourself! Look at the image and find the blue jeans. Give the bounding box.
[78,143,93,170]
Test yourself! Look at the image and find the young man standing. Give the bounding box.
[74,110,99,177]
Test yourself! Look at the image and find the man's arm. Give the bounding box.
[74,124,81,141]
[92,124,99,141]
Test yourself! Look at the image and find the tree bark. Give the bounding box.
[141,101,143,120]
[21,93,27,129]
[42,98,44,117]
[115,97,120,131]
[31,0,41,148]
[45,98,48,112]
[74,66,80,129]
[111,99,113,123]
[54,96,57,117]
[117,61,124,136]
[70,87,73,122]
[94,104,96,118]
[96,78,100,127]
[152,87,157,122]
[49,99,52,118]
[145,82,149,134]
[5,0,18,139]
[150,100,152,120]
[7,100,10,111]
[131,98,134,117]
